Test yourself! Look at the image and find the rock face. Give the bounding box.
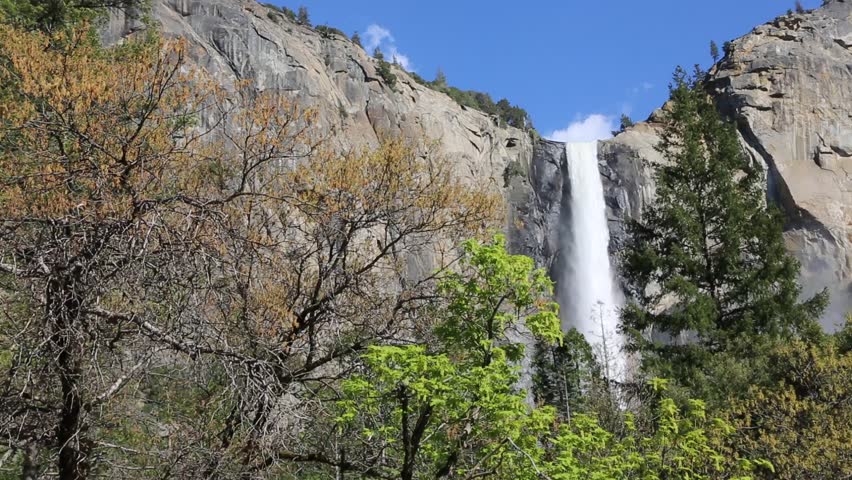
[105,0,549,386]
[110,0,852,325]
[508,140,568,275]
[598,123,662,253]
[105,0,531,196]
[597,1,852,326]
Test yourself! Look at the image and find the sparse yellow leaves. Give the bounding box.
[0,26,199,220]
[287,137,501,240]
[0,19,510,479]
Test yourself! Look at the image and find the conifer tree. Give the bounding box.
[351,30,361,47]
[296,5,309,25]
[612,113,634,136]
[433,68,447,87]
[620,67,827,402]
[0,0,140,31]
[709,40,719,62]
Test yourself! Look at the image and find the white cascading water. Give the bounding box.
[561,142,624,380]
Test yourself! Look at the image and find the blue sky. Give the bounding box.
[272,1,822,140]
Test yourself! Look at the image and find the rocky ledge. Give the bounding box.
[598,0,852,326]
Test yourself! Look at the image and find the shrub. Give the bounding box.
[315,25,344,39]
[262,3,295,22]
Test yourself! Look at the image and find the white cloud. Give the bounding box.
[364,24,392,51]
[386,46,412,71]
[363,23,415,71]
[547,114,616,143]
[642,81,654,90]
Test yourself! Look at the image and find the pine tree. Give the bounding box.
[795,0,805,13]
[709,40,719,62]
[351,31,361,47]
[372,47,397,90]
[433,68,447,88]
[612,113,634,136]
[296,5,310,25]
[620,67,827,402]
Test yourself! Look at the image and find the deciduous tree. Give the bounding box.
[0,20,500,478]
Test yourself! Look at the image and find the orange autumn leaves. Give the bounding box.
[0,22,498,236]
[0,20,501,345]
[1,26,192,219]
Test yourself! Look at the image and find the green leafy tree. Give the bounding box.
[315,24,344,39]
[542,380,769,480]
[334,237,761,480]
[710,40,720,62]
[620,67,826,403]
[336,235,561,479]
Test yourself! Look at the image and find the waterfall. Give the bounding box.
[561,142,624,380]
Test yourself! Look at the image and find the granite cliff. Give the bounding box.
[109,0,851,325]
[595,0,852,325]
[105,0,531,190]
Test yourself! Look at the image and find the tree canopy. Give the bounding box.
[620,67,826,402]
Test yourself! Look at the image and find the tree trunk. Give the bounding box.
[21,443,39,480]
[48,273,88,480]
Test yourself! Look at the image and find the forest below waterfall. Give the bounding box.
[0,1,849,479]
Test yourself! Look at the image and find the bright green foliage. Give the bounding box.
[620,67,826,403]
[336,237,758,479]
[336,235,560,479]
[544,387,765,480]
[435,235,562,361]
[721,336,852,479]
[338,345,554,480]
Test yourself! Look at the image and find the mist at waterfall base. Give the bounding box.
[559,142,626,381]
